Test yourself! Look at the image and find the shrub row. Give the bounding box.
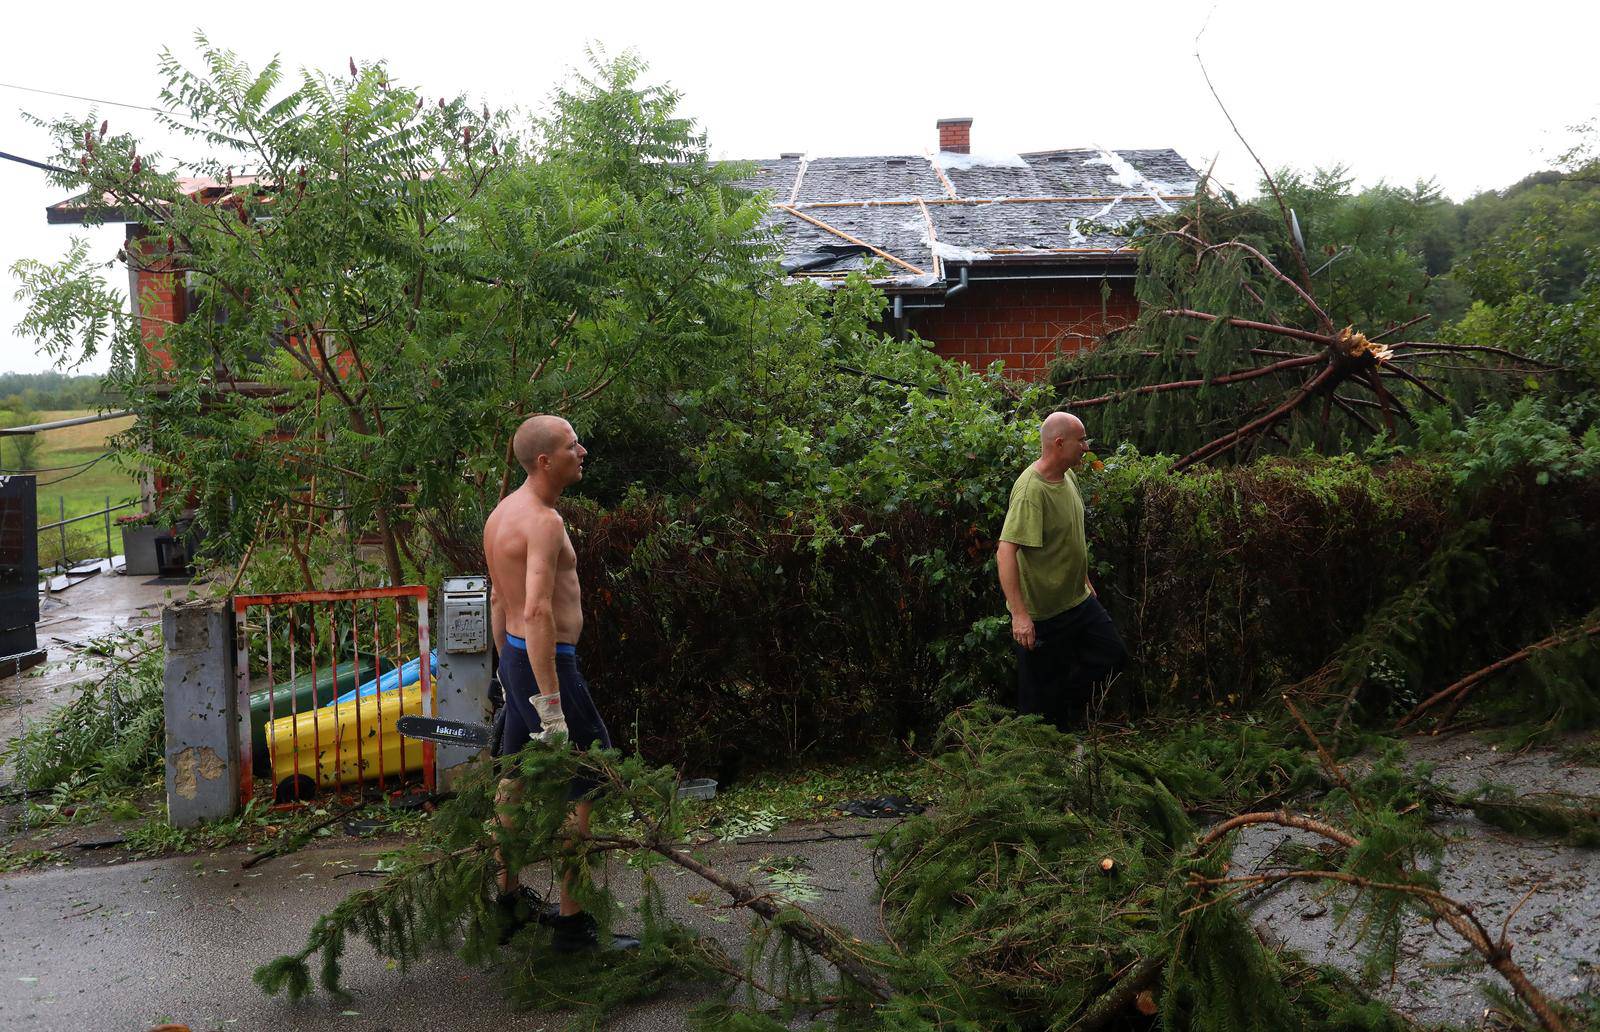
[564,456,1600,772]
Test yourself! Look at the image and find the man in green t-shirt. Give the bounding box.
[997,411,1126,728]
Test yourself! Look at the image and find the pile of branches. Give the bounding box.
[2,630,164,796]
[874,705,1590,1031]
[254,705,1598,1030]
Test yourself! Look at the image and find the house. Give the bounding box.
[732,118,1201,379]
[45,120,1201,388]
[47,175,283,380]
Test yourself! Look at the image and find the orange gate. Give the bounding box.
[233,586,434,806]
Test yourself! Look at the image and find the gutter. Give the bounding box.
[888,258,1136,312]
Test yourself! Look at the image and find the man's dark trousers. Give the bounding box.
[1015,594,1127,729]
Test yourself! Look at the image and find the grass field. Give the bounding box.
[1,409,142,569]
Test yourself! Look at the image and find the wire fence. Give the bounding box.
[37,496,140,572]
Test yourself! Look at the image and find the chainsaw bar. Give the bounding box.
[396,714,492,750]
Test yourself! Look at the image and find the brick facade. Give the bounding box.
[128,227,183,372]
[905,278,1139,381]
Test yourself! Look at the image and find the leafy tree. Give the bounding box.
[1,412,41,471]
[12,40,775,586]
[1442,199,1600,406]
[1449,169,1600,308]
[0,372,110,410]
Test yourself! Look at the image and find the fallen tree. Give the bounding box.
[1057,213,1557,471]
[255,705,1597,1029]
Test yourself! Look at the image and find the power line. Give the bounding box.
[0,452,115,475]
[34,452,115,486]
[0,80,168,115]
[0,148,72,175]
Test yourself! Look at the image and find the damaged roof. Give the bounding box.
[728,147,1199,288]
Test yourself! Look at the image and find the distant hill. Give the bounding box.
[0,371,113,413]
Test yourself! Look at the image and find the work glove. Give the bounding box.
[531,692,569,743]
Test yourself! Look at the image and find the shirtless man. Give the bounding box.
[484,414,634,953]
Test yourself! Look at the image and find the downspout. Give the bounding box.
[944,265,970,298]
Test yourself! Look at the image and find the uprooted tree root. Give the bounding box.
[255,706,1594,1030]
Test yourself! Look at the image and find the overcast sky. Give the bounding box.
[3,0,1597,375]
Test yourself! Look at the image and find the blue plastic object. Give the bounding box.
[333,650,438,705]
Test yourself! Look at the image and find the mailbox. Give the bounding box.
[441,576,488,654]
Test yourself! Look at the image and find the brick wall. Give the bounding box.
[128,227,183,372]
[905,278,1139,381]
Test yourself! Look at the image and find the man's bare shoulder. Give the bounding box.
[488,495,563,543]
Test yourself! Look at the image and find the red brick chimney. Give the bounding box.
[937,117,972,154]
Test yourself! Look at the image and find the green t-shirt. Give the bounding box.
[999,465,1089,620]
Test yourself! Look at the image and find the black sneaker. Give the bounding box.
[549,911,641,954]
[494,886,558,944]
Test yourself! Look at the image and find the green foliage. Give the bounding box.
[1102,718,1325,814]
[0,407,41,470]
[0,845,69,872]
[257,704,1596,1029]
[1416,397,1600,491]
[0,371,110,411]
[1450,167,1600,309]
[872,706,1445,1031]
[1,632,163,796]
[1490,607,1600,733]
[1462,783,1600,847]
[1436,143,1600,409]
[1317,522,1498,721]
[1275,168,1453,331]
[256,741,726,1026]
[13,40,778,587]
[569,407,1600,768]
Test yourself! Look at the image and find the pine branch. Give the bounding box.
[588,832,893,1002]
[1187,865,1568,1032]
[1396,615,1600,730]
[1065,353,1323,408]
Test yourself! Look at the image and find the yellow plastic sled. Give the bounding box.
[265,683,427,797]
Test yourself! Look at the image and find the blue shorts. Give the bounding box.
[500,636,613,800]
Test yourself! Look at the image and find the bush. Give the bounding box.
[570,452,1600,771]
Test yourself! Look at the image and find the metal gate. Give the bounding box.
[233,586,433,806]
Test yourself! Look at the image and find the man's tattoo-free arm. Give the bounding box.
[997,541,1028,617]
[522,517,563,699]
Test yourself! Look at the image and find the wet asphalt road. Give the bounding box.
[0,823,888,1032]
[2,734,1594,1030]
[1234,734,1600,1027]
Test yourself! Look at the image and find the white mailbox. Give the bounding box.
[441,576,488,654]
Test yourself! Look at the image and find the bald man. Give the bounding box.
[484,414,636,953]
[996,411,1127,729]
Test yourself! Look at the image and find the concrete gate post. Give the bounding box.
[162,599,240,826]
[436,576,493,792]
